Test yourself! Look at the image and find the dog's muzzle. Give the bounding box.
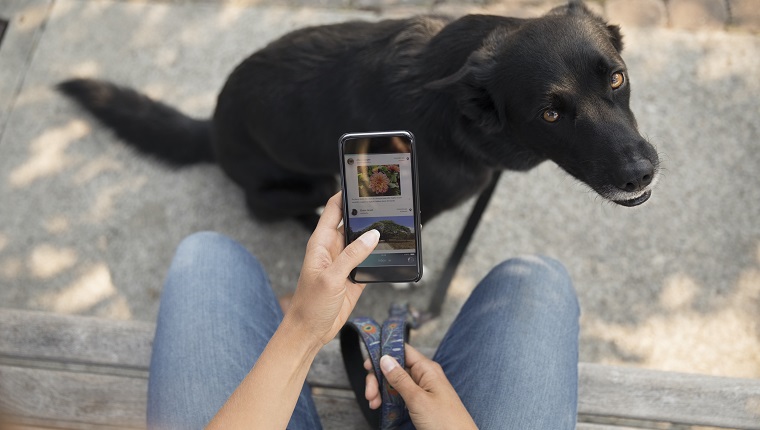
[610,158,656,207]
[613,189,652,207]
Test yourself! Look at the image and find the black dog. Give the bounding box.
[59,1,659,224]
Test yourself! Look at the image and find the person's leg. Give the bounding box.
[431,255,579,430]
[147,232,321,430]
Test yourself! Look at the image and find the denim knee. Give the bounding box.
[173,231,241,262]
[474,255,579,319]
[165,231,269,297]
[174,231,263,267]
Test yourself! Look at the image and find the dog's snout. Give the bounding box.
[616,159,654,192]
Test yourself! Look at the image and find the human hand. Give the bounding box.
[285,192,380,347]
[364,344,477,430]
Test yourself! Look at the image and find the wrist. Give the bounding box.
[279,313,324,358]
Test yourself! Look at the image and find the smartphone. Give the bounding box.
[339,131,423,283]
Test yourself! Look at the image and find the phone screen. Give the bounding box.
[339,131,422,283]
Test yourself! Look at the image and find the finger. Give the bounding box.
[407,353,445,389]
[369,395,381,410]
[365,372,380,407]
[305,194,343,253]
[336,219,346,239]
[315,192,344,232]
[327,229,379,279]
[303,194,346,269]
[403,343,428,367]
[402,347,448,394]
[380,355,422,401]
[363,358,381,408]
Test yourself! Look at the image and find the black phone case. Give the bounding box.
[338,131,423,283]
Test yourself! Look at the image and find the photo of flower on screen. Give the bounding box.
[357,164,401,197]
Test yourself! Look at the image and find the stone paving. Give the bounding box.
[0,0,759,380]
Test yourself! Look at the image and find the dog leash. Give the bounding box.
[340,304,414,429]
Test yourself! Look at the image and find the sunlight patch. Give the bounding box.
[659,273,699,310]
[9,120,89,188]
[37,264,116,314]
[28,244,78,279]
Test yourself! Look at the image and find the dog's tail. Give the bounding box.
[57,78,214,166]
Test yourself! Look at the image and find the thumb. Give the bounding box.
[380,355,421,399]
[331,229,380,276]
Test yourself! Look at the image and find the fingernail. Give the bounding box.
[359,229,380,247]
[380,355,398,373]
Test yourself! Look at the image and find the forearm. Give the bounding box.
[206,315,321,429]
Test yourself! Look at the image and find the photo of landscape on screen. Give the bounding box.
[357,164,401,197]
[346,216,415,250]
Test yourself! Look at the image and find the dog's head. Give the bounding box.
[430,2,659,206]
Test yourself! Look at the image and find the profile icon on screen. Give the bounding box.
[351,209,358,216]
[347,158,355,165]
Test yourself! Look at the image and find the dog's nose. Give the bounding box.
[616,159,654,192]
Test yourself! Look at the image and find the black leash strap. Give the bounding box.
[0,18,8,47]
[427,170,502,317]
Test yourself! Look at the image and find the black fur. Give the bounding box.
[59,2,659,223]
[57,79,213,165]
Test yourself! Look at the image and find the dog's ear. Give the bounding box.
[606,23,624,52]
[548,0,592,16]
[549,1,625,53]
[426,50,503,134]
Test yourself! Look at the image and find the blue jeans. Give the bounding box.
[147,232,579,429]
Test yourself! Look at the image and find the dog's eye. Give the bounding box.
[542,109,560,123]
[611,72,625,90]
